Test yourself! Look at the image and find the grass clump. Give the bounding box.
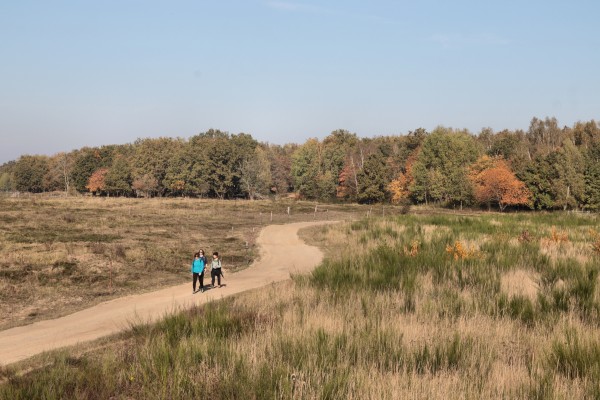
[548,329,600,381]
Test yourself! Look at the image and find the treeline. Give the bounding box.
[1,117,599,211]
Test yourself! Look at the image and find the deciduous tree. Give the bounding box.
[105,155,132,196]
[357,153,387,204]
[86,168,108,195]
[292,139,321,199]
[132,174,159,198]
[469,156,531,211]
[411,128,479,205]
[584,141,600,210]
[387,149,417,203]
[13,155,49,193]
[240,146,272,200]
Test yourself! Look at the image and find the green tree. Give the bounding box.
[322,130,359,198]
[190,130,236,199]
[553,139,585,210]
[411,128,479,205]
[527,117,564,157]
[71,147,114,192]
[426,168,445,203]
[240,146,272,199]
[230,132,259,197]
[488,129,530,177]
[13,155,49,193]
[521,154,556,210]
[131,138,182,196]
[357,153,387,204]
[105,155,133,196]
[570,120,600,149]
[292,139,321,199]
[0,172,14,191]
[584,141,600,210]
[163,142,196,196]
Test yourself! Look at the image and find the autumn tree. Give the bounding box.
[42,152,73,193]
[240,146,272,200]
[86,168,108,195]
[336,160,358,200]
[71,146,114,192]
[267,144,295,197]
[322,130,358,197]
[387,148,418,204]
[132,174,159,198]
[469,156,531,211]
[56,152,74,194]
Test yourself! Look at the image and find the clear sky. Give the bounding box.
[1,1,599,164]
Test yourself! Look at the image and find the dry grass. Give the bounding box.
[3,209,600,399]
[501,270,540,301]
[0,196,364,330]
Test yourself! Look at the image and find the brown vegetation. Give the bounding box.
[0,196,363,330]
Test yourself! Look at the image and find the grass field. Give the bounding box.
[2,205,600,398]
[0,196,365,330]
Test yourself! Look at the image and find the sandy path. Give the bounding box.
[0,221,333,366]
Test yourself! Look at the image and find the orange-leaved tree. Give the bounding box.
[336,156,361,200]
[388,149,417,204]
[86,168,108,195]
[469,156,531,211]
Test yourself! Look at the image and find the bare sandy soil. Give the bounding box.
[0,221,334,366]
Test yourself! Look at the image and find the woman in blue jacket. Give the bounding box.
[191,250,206,293]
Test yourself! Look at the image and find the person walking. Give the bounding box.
[210,251,224,288]
[191,250,206,293]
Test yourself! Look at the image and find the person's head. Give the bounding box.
[194,252,200,258]
[213,251,219,259]
[199,249,205,257]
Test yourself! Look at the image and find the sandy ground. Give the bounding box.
[0,221,334,366]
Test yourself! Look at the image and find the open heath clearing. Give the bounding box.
[0,196,368,331]
[2,209,600,398]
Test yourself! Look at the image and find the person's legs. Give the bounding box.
[192,272,198,292]
[199,271,205,291]
[211,270,216,287]
[217,271,221,286]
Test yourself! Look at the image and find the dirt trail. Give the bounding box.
[0,221,334,366]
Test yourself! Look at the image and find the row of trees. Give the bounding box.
[1,117,600,211]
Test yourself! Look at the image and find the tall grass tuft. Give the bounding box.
[548,329,600,381]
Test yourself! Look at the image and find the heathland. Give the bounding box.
[1,198,600,399]
[0,196,364,331]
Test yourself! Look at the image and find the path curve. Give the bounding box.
[0,221,334,366]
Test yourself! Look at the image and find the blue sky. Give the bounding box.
[1,0,599,163]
